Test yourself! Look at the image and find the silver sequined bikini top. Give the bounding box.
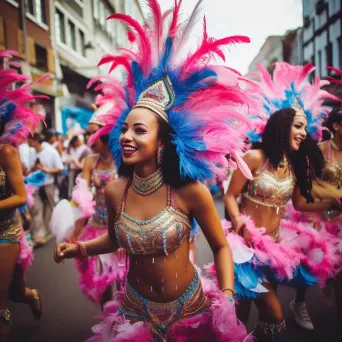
[242,160,295,210]
[114,182,192,256]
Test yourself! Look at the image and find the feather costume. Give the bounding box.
[248,62,342,143]
[0,50,48,145]
[86,0,260,181]
[0,50,47,274]
[87,1,256,341]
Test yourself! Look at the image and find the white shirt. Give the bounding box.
[18,143,36,170]
[32,144,64,185]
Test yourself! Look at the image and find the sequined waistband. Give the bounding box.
[0,214,21,243]
[242,193,287,211]
[119,270,208,341]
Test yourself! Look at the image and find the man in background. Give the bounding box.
[28,133,63,246]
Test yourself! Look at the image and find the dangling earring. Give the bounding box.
[157,148,164,165]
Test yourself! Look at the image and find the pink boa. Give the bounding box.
[239,216,301,280]
[17,230,33,273]
[280,219,339,284]
[72,177,95,218]
[88,283,252,342]
[283,201,342,281]
[75,224,126,304]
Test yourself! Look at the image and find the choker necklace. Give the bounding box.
[132,169,164,196]
[99,154,111,162]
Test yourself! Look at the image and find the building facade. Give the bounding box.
[52,0,145,133]
[0,0,144,133]
[302,0,341,77]
[1,0,61,129]
[248,36,284,74]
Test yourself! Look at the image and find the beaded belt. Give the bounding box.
[119,270,209,341]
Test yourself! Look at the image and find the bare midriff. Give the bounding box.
[241,196,283,235]
[126,238,195,302]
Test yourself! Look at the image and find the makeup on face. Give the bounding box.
[290,116,308,151]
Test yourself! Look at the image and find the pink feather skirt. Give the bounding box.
[207,216,338,300]
[75,224,126,304]
[284,202,342,278]
[17,230,33,273]
[87,275,252,342]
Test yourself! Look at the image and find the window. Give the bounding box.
[26,0,46,24]
[55,9,66,43]
[318,50,322,76]
[78,30,85,57]
[339,37,342,69]
[27,0,35,15]
[67,20,76,50]
[99,2,105,26]
[93,0,115,39]
[326,42,333,74]
[93,0,99,20]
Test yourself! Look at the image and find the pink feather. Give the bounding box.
[182,17,250,73]
[108,14,152,75]
[168,0,182,39]
[172,0,203,62]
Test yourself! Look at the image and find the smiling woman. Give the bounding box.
[53,0,261,340]
[217,62,342,341]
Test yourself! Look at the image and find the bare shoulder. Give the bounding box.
[242,149,265,170]
[0,144,19,165]
[174,181,211,213]
[83,154,98,166]
[104,177,129,208]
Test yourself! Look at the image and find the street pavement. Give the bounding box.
[9,197,341,342]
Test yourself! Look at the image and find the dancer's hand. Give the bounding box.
[54,242,81,263]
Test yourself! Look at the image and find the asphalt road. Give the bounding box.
[8,197,341,342]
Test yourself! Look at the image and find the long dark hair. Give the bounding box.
[254,108,324,202]
[118,114,194,188]
[322,105,342,140]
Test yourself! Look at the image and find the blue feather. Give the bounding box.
[159,37,173,71]
[24,170,46,187]
[0,100,16,126]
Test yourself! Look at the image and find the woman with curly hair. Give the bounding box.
[220,63,342,341]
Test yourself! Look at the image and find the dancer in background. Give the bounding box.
[0,50,44,340]
[51,105,125,306]
[288,105,342,333]
[54,0,260,340]
[219,62,342,341]
[74,107,125,306]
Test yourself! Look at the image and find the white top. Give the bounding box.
[32,144,64,185]
[18,143,36,170]
[69,145,90,170]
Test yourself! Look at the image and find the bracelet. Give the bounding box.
[77,241,88,258]
[66,240,88,258]
[221,287,236,298]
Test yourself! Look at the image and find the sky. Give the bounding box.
[149,0,303,74]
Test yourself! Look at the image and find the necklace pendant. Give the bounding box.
[132,168,164,196]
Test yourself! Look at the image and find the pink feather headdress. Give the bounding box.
[248,62,342,142]
[87,0,260,181]
[0,50,48,146]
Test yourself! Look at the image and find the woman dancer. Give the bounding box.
[0,50,44,340]
[54,1,259,340]
[222,62,342,341]
[74,108,125,306]
[288,105,342,333]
